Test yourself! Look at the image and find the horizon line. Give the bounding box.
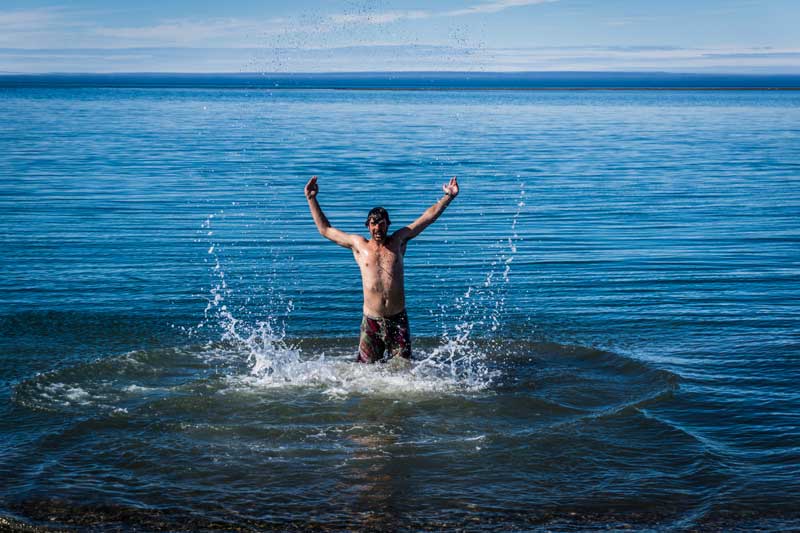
[3,70,800,76]
[3,71,799,91]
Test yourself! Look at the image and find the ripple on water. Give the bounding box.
[7,336,731,529]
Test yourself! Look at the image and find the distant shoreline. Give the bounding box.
[3,85,799,91]
[2,72,800,90]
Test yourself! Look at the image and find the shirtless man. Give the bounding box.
[305,175,459,363]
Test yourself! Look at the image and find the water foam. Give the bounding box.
[201,303,496,398]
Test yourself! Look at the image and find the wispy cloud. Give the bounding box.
[482,45,800,71]
[447,0,558,17]
[325,0,558,24]
[0,7,63,29]
[604,16,661,27]
[0,6,107,48]
[4,44,800,74]
[0,7,65,47]
[328,10,429,25]
[1,3,797,74]
[0,1,560,50]
[92,18,272,46]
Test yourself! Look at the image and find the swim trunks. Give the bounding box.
[357,309,412,363]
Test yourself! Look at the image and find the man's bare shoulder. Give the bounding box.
[350,234,369,250]
[391,227,413,243]
[386,233,409,254]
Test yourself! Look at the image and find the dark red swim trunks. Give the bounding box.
[357,309,412,363]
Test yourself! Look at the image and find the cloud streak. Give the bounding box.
[0,7,67,47]
[3,44,799,74]
[92,18,273,46]
[447,0,558,17]
[325,0,558,25]
[0,1,558,49]
[327,10,429,25]
[1,3,797,73]
[0,7,68,29]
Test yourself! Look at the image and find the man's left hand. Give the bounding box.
[443,176,459,198]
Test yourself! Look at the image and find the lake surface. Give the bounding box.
[1,78,799,531]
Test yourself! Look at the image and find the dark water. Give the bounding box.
[1,79,799,531]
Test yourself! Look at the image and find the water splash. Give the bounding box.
[431,182,526,378]
[191,211,295,362]
[192,210,498,398]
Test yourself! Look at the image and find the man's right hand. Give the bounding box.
[305,176,319,199]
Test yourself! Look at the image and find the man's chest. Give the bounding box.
[356,243,404,271]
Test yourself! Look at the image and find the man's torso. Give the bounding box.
[352,234,407,317]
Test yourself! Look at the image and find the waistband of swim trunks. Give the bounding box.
[364,309,407,322]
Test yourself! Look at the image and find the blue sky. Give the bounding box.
[1,0,799,73]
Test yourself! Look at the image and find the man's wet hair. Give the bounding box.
[365,207,390,227]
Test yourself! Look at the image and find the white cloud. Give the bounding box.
[479,45,800,71]
[0,7,62,29]
[4,44,798,74]
[92,18,271,46]
[0,1,560,50]
[328,10,430,25]
[324,1,557,23]
[603,16,662,28]
[447,0,558,17]
[1,3,797,73]
[0,6,107,48]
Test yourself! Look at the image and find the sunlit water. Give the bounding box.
[1,82,799,531]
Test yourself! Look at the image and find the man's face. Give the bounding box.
[368,217,388,241]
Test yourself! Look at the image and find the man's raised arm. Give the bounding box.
[305,176,357,249]
[395,176,459,242]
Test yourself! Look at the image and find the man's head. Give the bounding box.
[365,207,390,242]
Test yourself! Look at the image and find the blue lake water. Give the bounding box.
[1,79,799,531]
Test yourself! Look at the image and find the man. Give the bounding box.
[304,175,459,363]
